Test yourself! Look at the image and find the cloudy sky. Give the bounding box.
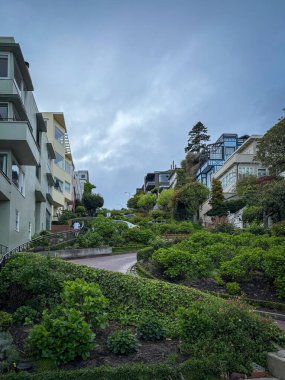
[1,0,285,208]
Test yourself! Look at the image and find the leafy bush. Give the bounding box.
[28,308,96,364]
[0,312,12,332]
[245,223,269,235]
[137,247,154,262]
[122,228,155,245]
[13,306,37,325]
[212,223,236,234]
[58,210,76,225]
[77,231,104,248]
[224,198,246,213]
[242,205,263,224]
[220,248,265,281]
[0,332,19,373]
[275,276,285,298]
[107,330,138,355]
[272,220,285,236]
[152,248,213,280]
[75,205,86,216]
[61,278,108,328]
[137,316,166,341]
[226,282,241,295]
[177,299,280,376]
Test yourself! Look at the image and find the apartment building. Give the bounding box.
[0,37,53,250]
[74,170,89,201]
[42,112,74,220]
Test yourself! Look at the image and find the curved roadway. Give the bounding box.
[69,252,137,274]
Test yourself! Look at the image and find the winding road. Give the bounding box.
[69,252,137,274]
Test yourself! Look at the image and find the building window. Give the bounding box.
[65,160,73,175]
[54,126,64,145]
[0,55,8,78]
[12,161,25,195]
[65,181,71,193]
[80,174,86,179]
[225,147,235,157]
[258,168,267,178]
[54,177,63,193]
[36,164,41,181]
[55,152,64,169]
[239,166,255,175]
[0,153,7,175]
[0,103,8,120]
[15,210,20,232]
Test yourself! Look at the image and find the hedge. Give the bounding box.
[0,364,180,380]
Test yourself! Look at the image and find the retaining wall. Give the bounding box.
[42,247,112,259]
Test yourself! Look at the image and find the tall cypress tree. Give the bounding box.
[208,178,228,217]
[185,121,210,153]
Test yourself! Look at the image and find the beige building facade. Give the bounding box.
[42,112,74,220]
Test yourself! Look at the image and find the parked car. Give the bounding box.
[112,220,138,228]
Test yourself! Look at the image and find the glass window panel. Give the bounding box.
[12,162,20,188]
[55,152,64,169]
[65,181,71,193]
[54,177,63,192]
[0,103,8,120]
[65,160,73,175]
[0,154,7,175]
[0,56,8,77]
[54,126,64,145]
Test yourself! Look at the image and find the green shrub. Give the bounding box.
[0,363,180,380]
[137,316,166,341]
[107,330,138,354]
[242,205,263,224]
[224,198,246,213]
[226,282,241,295]
[122,228,155,245]
[212,223,236,234]
[137,247,154,262]
[245,223,268,235]
[272,220,285,236]
[0,332,19,373]
[263,247,285,279]
[275,276,285,298]
[75,205,86,215]
[61,278,108,328]
[13,306,37,325]
[177,299,279,376]
[152,248,213,280]
[77,231,104,248]
[0,312,12,331]
[221,248,265,282]
[28,308,96,364]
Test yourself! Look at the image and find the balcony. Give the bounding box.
[0,121,39,165]
[145,181,155,191]
[0,171,11,201]
[0,79,29,121]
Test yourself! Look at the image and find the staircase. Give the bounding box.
[0,227,87,268]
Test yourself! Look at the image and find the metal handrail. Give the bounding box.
[0,227,87,268]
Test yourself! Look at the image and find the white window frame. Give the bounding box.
[64,181,71,193]
[54,126,65,145]
[0,53,9,79]
[55,151,64,170]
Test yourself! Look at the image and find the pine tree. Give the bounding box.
[208,178,228,217]
[185,121,210,153]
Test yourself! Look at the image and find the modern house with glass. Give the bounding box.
[42,112,74,220]
[144,170,173,193]
[0,37,53,250]
[195,133,249,189]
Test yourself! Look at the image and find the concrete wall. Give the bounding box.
[43,247,112,259]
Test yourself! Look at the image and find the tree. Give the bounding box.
[185,121,210,153]
[82,181,104,216]
[157,189,174,212]
[255,117,285,174]
[137,193,157,213]
[82,193,104,216]
[127,194,141,210]
[173,182,209,221]
[207,178,228,219]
